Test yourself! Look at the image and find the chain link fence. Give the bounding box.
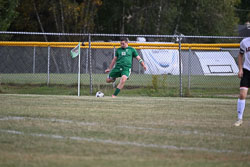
[0,32,243,97]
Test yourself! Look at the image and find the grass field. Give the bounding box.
[0,73,241,97]
[0,94,250,167]
[0,73,239,88]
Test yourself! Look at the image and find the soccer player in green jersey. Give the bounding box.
[105,38,147,98]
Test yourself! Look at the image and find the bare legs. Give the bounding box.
[235,88,248,126]
[239,88,248,100]
[106,75,127,97]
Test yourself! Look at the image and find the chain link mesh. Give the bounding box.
[0,32,243,97]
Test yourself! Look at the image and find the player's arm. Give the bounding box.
[105,56,117,73]
[136,55,147,71]
[238,49,244,78]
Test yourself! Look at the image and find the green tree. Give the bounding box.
[236,0,250,24]
[177,0,240,37]
[5,0,242,38]
[96,0,240,37]
[0,0,19,31]
[124,0,179,35]
[95,0,178,35]
[9,0,102,41]
[9,0,49,41]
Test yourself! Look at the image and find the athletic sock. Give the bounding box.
[237,99,246,120]
[113,88,120,96]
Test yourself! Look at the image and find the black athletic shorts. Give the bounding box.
[240,68,250,88]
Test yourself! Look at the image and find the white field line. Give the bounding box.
[1,116,250,140]
[0,93,237,103]
[0,116,97,126]
[1,129,249,155]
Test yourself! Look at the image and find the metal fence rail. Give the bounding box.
[0,31,244,97]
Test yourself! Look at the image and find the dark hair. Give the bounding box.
[120,37,128,42]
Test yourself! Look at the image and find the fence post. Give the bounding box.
[47,46,50,86]
[188,47,191,91]
[88,34,93,94]
[178,35,183,97]
[86,49,88,74]
[33,46,36,74]
[112,46,116,88]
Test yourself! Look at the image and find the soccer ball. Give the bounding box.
[96,91,104,97]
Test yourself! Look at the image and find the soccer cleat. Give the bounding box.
[112,95,117,98]
[234,120,243,127]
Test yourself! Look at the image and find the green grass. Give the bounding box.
[0,94,250,167]
[0,73,240,88]
[0,73,241,97]
[0,83,240,98]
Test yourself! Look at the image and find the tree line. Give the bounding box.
[0,0,250,41]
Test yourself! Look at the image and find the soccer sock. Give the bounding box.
[113,88,120,96]
[237,99,246,120]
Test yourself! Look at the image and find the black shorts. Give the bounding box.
[240,68,250,88]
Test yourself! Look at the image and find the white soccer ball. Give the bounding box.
[96,91,104,97]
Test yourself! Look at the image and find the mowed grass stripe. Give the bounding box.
[0,116,250,140]
[1,129,249,155]
[0,94,250,167]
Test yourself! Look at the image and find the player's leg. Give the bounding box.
[112,75,128,98]
[234,69,249,126]
[106,77,116,83]
[112,68,130,98]
[117,75,128,89]
[234,88,248,126]
[106,68,119,83]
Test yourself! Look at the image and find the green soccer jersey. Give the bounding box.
[115,46,138,68]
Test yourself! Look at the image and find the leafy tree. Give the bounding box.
[95,0,240,38]
[177,0,240,37]
[235,0,250,24]
[8,0,48,41]
[9,0,102,41]
[95,0,178,35]
[3,0,243,39]
[0,0,19,31]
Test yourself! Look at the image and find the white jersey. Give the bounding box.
[240,37,250,71]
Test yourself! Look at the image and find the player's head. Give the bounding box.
[120,37,128,48]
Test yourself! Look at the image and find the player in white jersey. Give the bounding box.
[234,37,250,126]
